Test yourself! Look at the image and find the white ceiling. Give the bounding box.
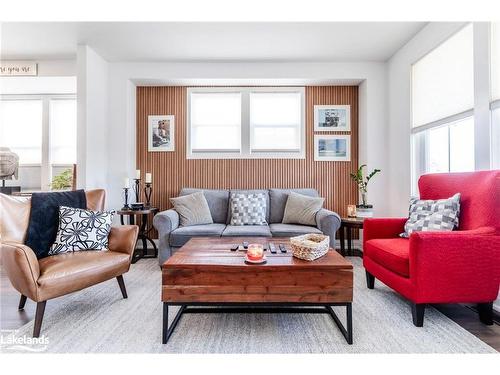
[1,22,426,62]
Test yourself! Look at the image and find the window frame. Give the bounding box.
[0,93,76,190]
[187,87,305,159]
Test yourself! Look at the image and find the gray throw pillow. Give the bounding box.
[170,192,213,227]
[400,193,461,238]
[230,192,267,226]
[282,192,324,226]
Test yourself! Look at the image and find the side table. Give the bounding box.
[338,217,365,257]
[117,207,159,264]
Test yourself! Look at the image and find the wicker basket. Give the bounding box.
[290,233,330,261]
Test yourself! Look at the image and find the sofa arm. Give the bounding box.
[409,228,500,303]
[1,242,40,301]
[363,218,407,246]
[315,209,341,248]
[153,209,180,265]
[108,225,139,258]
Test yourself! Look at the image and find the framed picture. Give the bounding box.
[314,105,351,132]
[314,135,351,161]
[148,115,175,152]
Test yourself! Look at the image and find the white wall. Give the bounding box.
[105,62,389,212]
[386,22,467,216]
[76,45,109,191]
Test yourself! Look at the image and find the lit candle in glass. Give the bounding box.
[347,205,357,218]
[247,244,264,261]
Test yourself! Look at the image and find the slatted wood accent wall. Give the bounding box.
[136,86,358,221]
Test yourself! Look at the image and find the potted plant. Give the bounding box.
[350,164,381,218]
[50,168,73,191]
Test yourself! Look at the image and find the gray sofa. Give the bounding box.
[153,188,341,265]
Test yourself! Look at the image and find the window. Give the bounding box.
[50,99,77,165]
[0,95,76,190]
[250,92,302,152]
[491,23,500,168]
[411,24,474,192]
[188,87,305,158]
[0,100,43,164]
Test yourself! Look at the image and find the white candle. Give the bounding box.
[123,177,130,188]
[135,169,141,179]
[145,173,152,183]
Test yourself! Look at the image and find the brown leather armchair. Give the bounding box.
[0,189,138,337]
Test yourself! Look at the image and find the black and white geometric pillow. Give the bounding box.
[49,206,115,255]
[400,193,460,238]
[230,193,267,226]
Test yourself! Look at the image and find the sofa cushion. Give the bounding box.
[170,224,226,247]
[269,189,319,223]
[222,225,272,237]
[364,238,410,277]
[227,189,270,223]
[269,223,322,237]
[180,188,229,224]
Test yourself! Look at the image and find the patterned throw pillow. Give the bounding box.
[400,193,460,238]
[49,206,115,255]
[230,193,267,226]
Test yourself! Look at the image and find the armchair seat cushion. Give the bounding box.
[364,238,410,278]
[169,224,226,247]
[37,251,130,300]
[269,223,322,237]
[222,225,272,237]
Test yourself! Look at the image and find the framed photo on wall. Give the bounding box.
[148,115,175,152]
[314,105,351,132]
[314,135,351,161]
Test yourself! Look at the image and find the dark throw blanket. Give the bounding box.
[25,190,87,259]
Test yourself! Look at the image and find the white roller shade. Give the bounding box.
[412,24,474,128]
[491,22,500,102]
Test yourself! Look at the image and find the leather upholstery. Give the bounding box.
[37,251,130,300]
[0,189,138,303]
[0,194,31,243]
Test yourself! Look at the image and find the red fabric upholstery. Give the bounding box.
[364,238,410,277]
[363,170,500,306]
[418,170,500,232]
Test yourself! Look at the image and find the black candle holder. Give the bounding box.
[144,182,152,207]
[133,178,141,203]
[121,187,130,210]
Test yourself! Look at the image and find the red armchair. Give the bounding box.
[363,170,500,326]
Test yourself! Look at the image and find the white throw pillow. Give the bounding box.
[49,206,115,255]
[282,192,324,226]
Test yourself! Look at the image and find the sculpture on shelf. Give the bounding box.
[0,147,21,194]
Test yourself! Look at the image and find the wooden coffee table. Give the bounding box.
[161,237,354,345]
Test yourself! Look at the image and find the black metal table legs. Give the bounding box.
[162,302,353,345]
[121,213,158,263]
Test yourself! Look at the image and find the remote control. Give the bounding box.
[269,243,277,254]
[242,242,249,249]
[230,245,239,251]
[279,244,287,253]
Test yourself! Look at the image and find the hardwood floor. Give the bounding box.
[1,263,498,351]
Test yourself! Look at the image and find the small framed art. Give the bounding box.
[148,115,175,152]
[314,135,351,161]
[314,105,351,132]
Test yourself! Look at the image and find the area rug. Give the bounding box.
[1,257,496,353]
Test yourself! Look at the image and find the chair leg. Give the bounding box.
[116,275,128,299]
[411,303,425,327]
[18,295,27,310]
[477,302,493,325]
[365,271,375,289]
[33,301,47,338]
